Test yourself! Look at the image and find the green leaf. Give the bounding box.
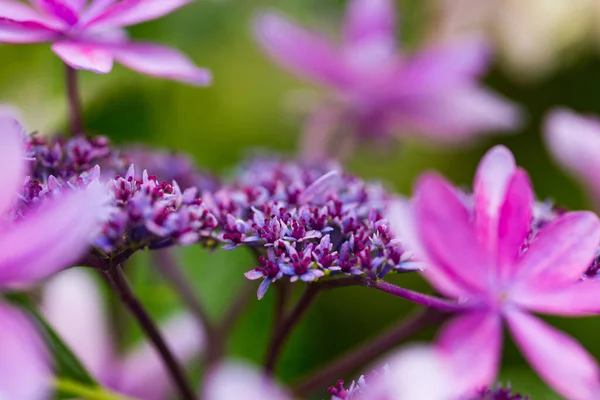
[54,379,136,400]
[5,293,97,386]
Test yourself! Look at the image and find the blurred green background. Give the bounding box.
[5,0,600,398]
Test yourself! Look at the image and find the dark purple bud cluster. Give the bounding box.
[328,366,388,400]
[207,158,417,299]
[468,385,530,400]
[19,135,416,294]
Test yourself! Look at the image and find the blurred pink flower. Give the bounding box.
[393,145,600,399]
[0,0,211,85]
[204,346,456,400]
[42,267,205,400]
[254,0,520,149]
[0,116,105,399]
[545,108,600,209]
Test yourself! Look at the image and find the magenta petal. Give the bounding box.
[544,108,600,207]
[393,86,522,143]
[41,268,113,379]
[0,17,58,42]
[435,312,502,394]
[37,0,78,25]
[506,309,600,400]
[51,41,114,73]
[472,145,516,256]
[107,42,211,86]
[254,12,347,88]
[86,0,193,30]
[0,302,50,400]
[393,38,491,96]
[0,184,107,287]
[343,0,396,47]
[204,362,292,400]
[496,169,534,281]
[514,211,600,290]
[515,280,600,316]
[0,116,26,216]
[0,1,47,22]
[116,313,205,400]
[387,198,466,297]
[415,173,489,295]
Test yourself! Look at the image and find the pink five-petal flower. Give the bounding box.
[42,267,205,400]
[0,116,106,399]
[0,0,211,85]
[393,145,600,399]
[544,108,600,209]
[254,0,520,147]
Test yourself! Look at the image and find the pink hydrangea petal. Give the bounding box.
[514,280,600,316]
[0,183,107,287]
[0,17,58,42]
[387,197,466,298]
[106,42,211,86]
[496,169,534,282]
[41,268,113,379]
[115,313,205,400]
[0,1,47,22]
[0,302,50,400]
[36,0,78,25]
[51,40,114,73]
[204,362,292,400]
[506,309,600,400]
[391,86,522,143]
[544,108,600,208]
[472,145,516,257]
[514,211,600,290]
[0,116,26,216]
[435,312,502,395]
[79,0,115,23]
[393,38,491,97]
[343,0,396,47]
[254,12,348,88]
[85,0,192,30]
[63,0,85,13]
[415,173,489,295]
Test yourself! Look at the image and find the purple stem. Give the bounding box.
[319,276,468,312]
[292,307,448,396]
[264,285,320,374]
[104,264,196,400]
[153,249,220,364]
[65,65,84,136]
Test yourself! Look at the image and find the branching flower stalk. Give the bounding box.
[102,263,196,400]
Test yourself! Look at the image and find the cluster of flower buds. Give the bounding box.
[328,366,388,399]
[207,158,418,298]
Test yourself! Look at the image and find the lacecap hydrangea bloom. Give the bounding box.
[0,0,211,85]
[0,117,105,399]
[394,145,600,399]
[255,0,520,150]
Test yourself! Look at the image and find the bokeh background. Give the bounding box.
[4,0,600,398]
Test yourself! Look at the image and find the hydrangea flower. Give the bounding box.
[254,0,520,150]
[544,108,600,209]
[0,117,105,399]
[42,268,204,400]
[205,346,456,400]
[213,158,418,299]
[394,145,600,399]
[0,0,211,85]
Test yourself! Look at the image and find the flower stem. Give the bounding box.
[319,276,467,312]
[153,249,218,362]
[65,65,84,136]
[104,264,196,400]
[264,284,320,374]
[54,379,135,400]
[292,307,448,396]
